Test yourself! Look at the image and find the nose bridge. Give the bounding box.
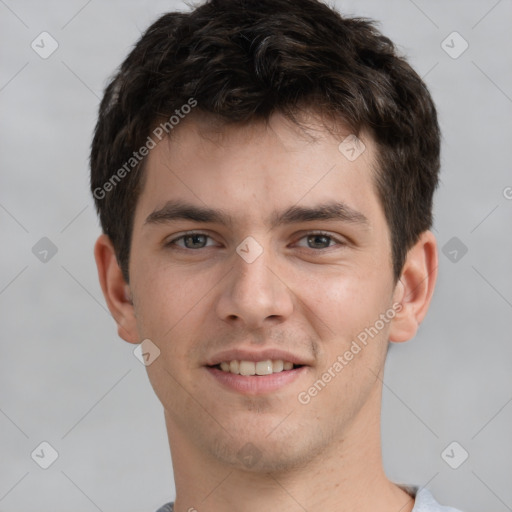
[215,234,294,327]
[236,241,274,297]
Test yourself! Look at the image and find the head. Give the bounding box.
[92,0,439,472]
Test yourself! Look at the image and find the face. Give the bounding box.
[125,112,403,471]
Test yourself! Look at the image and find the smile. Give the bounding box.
[215,359,300,375]
[206,363,307,395]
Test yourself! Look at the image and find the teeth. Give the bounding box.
[256,360,273,375]
[272,360,284,372]
[217,359,297,375]
[239,361,256,376]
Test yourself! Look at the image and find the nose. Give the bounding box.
[215,240,294,330]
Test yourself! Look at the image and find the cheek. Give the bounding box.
[297,271,391,418]
[131,264,216,356]
[132,272,207,405]
[300,265,390,339]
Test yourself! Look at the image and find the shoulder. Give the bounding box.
[154,503,173,512]
[411,487,465,512]
[154,488,466,512]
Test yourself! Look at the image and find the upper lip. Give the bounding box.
[205,348,311,367]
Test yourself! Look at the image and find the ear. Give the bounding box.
[388,230,438,343]
[94,234,139,344]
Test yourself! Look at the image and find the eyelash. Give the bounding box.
[165,231,346,251]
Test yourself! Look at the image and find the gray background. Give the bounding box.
[1,0,511,511]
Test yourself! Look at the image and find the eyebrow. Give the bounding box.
[144,199,370,230]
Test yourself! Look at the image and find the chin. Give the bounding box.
[208,427,323,474]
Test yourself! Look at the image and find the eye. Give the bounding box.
[294,231,345,250]
[166,232,217,249]
[165,230,345,251]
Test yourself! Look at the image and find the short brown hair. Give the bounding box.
[90,0,440,283]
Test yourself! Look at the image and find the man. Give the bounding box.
[90,0,463,510]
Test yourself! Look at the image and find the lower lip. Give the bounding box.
[206,366,308,394]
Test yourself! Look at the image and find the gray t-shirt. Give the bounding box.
[155,486,464,511]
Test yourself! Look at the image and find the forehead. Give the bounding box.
[133,111,385,232]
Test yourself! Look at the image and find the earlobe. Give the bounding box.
[388,230,438,343]
[94,234,139,344]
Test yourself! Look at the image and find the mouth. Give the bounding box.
[210,359,304,376]
[205,358,308,395]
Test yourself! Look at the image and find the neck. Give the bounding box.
[166,385,414,512]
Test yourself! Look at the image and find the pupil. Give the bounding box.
[309,235,329,248]
[186,234,205,248]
